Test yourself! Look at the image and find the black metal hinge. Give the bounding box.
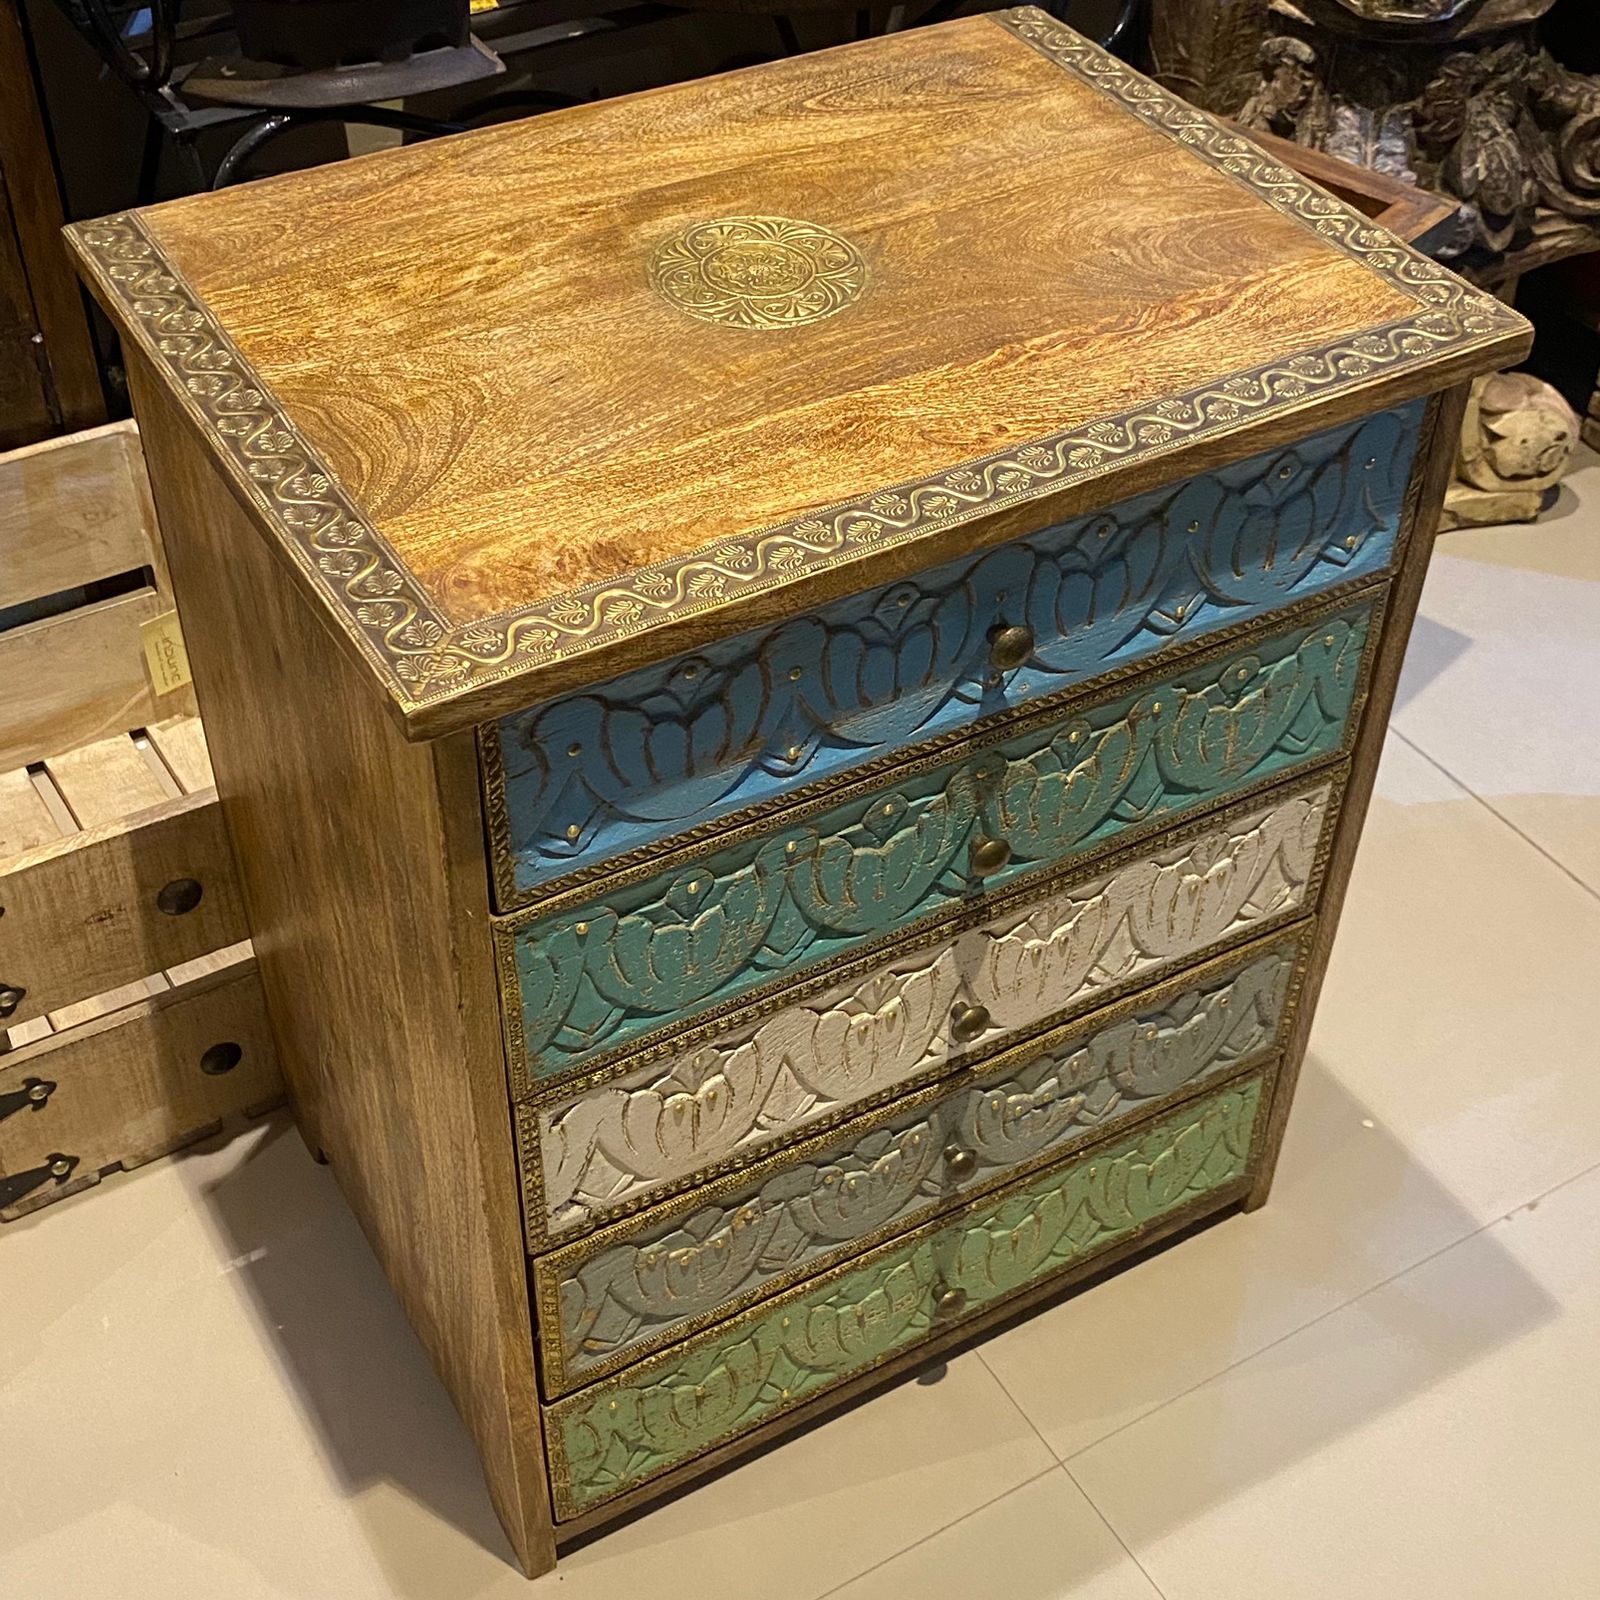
[0,1152,79,1210]
[0,1076,55,1124]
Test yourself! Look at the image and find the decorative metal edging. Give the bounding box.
[65,11,1523,720]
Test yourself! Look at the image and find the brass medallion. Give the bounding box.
[648,215,867,330]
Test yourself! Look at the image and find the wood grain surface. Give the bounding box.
[125,351,557,1575]
[131,18,1414,627]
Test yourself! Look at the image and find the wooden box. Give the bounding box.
[65,11,1529,1575]
[0,421,282,1219]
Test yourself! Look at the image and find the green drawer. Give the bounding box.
[546,1068,1267,1517]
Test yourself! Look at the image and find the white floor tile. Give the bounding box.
[0,1121,1053,1600]
[1395,443,1600,891]
[821,1469,1162,1600]
[981,733,1600,1460]
[1068,1160,1600,1599]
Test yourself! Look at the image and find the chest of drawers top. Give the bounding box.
[64,8,1522,745]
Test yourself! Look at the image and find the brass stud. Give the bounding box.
[989,624,1034,671]
[566,824,580,840]
[1173,605,1186,621]
[1324,635,1335,647]
[1344,535,1359,550]
[897,594,911,607]
[787,746,801,762]
[786,841,798,855]
[575,922,588,935]
[789,666,803,681]
[568,742,582,757]
[1188,520,1200,533]
[48,1157,71,1179]
[1365,457,1377,470]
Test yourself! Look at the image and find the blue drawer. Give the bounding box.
[488,402,1422,906]
[497,600,1375,1087]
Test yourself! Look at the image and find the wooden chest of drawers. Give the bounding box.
[67,9,1529,1575]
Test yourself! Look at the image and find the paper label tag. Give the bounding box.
[141,609,193,696]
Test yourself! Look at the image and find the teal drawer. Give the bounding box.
[546,1069,1267,1517]
[535,928,1306,1394]
[497,600,1375,1087]
[488,403,1422,907]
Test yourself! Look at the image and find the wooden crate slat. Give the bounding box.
[45,732,174,827]
[0,420,156,612]
[0,765,57,855]
[0,586,198,772]
[0,789,248,1027]
[146,715,214,795]
[0,952,283,1221]
[48,973,169,1032]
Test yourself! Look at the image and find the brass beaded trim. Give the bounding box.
[64,13,1521,726]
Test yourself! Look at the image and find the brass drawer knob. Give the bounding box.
[934,1285,968,1318]
[943,1144,976,1177]
[989,624,1034,671]
[970,836,1011,876]
[949,1002,991,1044]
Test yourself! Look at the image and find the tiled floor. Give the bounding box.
[4,456,1599,1600]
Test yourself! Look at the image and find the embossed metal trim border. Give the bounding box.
[543,1066,1274,1518]
[65,11,1523,727]
[529,923,1314,1394]
[483,569,1394,915]
[511,766,1347,1256]
[490,592,1381,1106]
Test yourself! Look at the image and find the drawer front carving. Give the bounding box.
[537,931,1306,1392]
[547,1071,1266,1517]
[500,606,1372,1089]
[527,778,1334,1240]
[489,403,1421,906]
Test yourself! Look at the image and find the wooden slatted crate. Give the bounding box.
[0,420,284,1220]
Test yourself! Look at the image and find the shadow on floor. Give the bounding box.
[197,1115,519,1594]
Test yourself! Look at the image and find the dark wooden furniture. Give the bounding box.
[0,0,101,449]
[67,10,1527,1575]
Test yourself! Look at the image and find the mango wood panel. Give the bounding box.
[65,13,1527,734]
[124,354,557,1577]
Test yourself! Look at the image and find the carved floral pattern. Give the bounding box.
[550,1072,1263,1515]
[504,613,1367,1083]
[492,407,1415,899]
[65,8,1518,717]
[544,941,1296,1389]
[532,782,1329,1236]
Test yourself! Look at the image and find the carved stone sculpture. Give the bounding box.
[1440,371,1580,527]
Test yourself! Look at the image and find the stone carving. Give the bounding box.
[1440,371,1581,526]
[548,1075,1263,1516]
[531,782,1330,1237]
[501,614,1367,1086]
[541,942,1297,1390]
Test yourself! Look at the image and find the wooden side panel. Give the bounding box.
[0,954,281,1220]
[125,353,556,1576]
[0,789,247,1026]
